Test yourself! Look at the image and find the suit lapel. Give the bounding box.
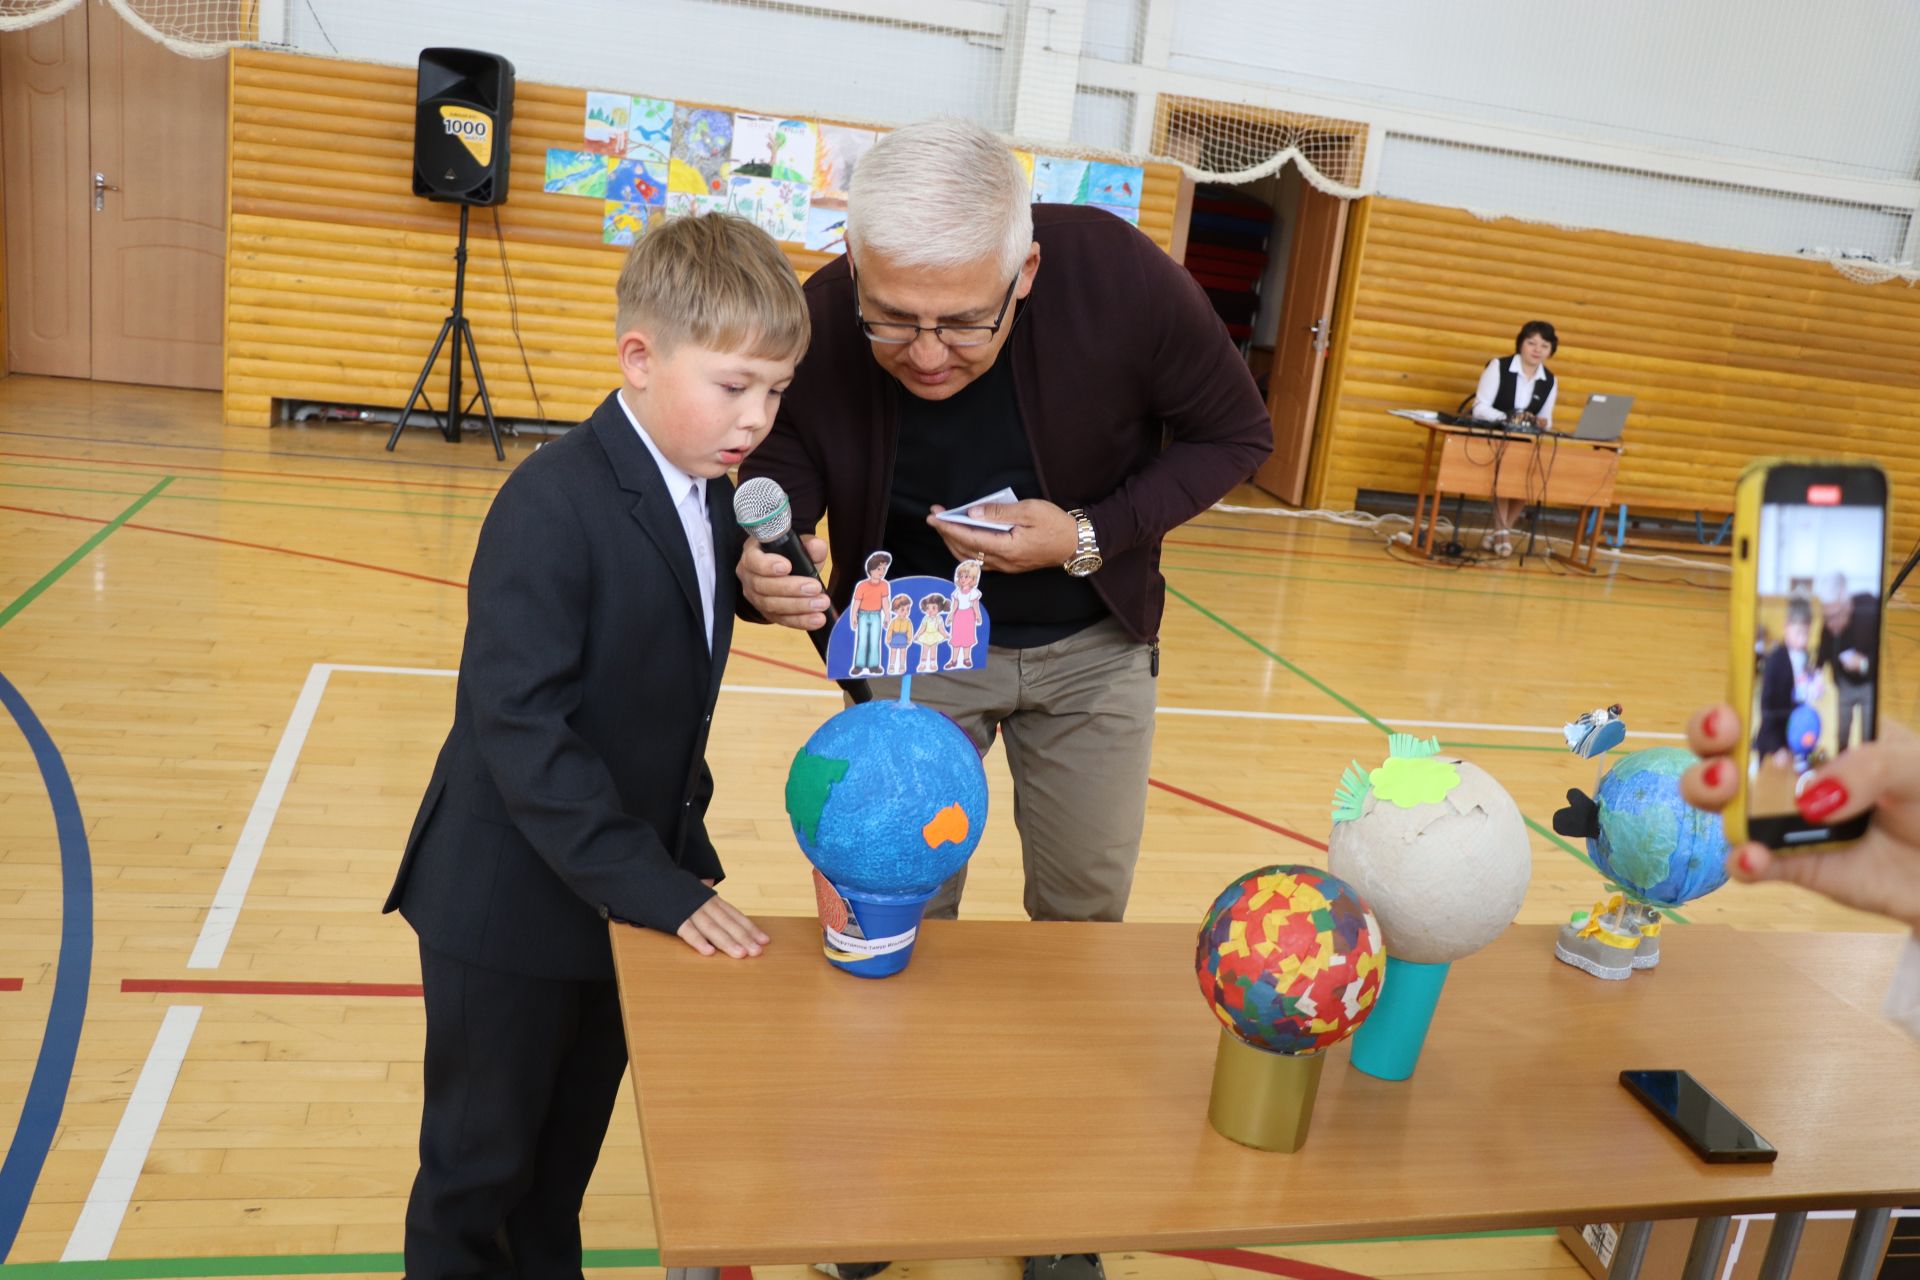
[590,393,709,665]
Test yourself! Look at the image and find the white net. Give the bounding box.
[0,0,253,54]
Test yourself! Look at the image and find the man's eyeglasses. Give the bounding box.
[851,259,1019,348]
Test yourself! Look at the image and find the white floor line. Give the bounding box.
[187,664,332,969]
[300,667,1688,742]
[717,683,1686,739]
[60,1005,202,1261]
[189,664,1677,975]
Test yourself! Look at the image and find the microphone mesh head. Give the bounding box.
[732,476,792,542]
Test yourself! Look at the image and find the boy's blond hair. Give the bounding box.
[614,213,809,361]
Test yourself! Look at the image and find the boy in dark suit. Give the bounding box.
[384,213,808,1278]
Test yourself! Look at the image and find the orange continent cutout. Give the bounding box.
[922,802,970,850]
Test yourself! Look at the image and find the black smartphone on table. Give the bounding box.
[1620,1069,1777,1163]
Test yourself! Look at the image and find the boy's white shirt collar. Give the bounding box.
[616,390,706,513]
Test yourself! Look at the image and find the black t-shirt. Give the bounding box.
[883,354,1107,649]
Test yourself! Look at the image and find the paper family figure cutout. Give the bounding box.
[827,553,990,687]
[788,550,993,978]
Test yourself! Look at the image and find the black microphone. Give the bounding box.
[733,476,871,704]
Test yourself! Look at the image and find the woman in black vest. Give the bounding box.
[1470,319,1559,555]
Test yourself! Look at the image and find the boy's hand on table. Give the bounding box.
[677,892,770,959]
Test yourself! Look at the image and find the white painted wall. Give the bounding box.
[1164,0,1920,185]
[273,0,1920,260]
[285,0,1012,128]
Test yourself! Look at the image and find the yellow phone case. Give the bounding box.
[1725,458,1885,851]
[1723,460,1768,848]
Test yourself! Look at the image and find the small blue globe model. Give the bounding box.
[1587,747,1730,909]
[784,699,988,895]
[1788,704,1822,766]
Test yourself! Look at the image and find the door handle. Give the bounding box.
[93,172,120,213]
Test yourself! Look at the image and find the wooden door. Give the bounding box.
[1254,179,1348,505]
[85,7,226,388]
[1,2,93,379]
[1,2,226,388]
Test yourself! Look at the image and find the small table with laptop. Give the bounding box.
[1390,393,1632,572]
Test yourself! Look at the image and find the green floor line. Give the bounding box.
[1440,739,1573,754]
[0,479,173,632]
[1166,585,1390,732]
[1167,579,1692,923]
[0,481,484,524]
[0,1232,1574,1278]
[0,1249,658,1279]
[3,457,495,505]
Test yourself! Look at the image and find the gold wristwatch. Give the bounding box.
[1063,508,1103,577]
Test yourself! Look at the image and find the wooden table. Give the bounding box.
[610,919,1920,1270]
[1393,415,1623,571]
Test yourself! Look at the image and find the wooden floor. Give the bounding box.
[0,375,1911,1279]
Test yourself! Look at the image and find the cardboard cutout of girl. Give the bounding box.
[945,559,984,670]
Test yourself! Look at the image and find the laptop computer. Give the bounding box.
[1572,393,1633,441]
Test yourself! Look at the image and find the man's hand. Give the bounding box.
[926,500,1079,574]
[676,893,770,959]
[737,535,831,630]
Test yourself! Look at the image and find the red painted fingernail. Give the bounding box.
[1739,848,1761,874]
[1797,779,1849,823]
[1705,760,1730,788]
[1705,708,1728,738]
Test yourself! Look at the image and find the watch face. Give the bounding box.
[1067,553,1103,578]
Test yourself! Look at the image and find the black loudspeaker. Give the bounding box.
[412,47,515,207]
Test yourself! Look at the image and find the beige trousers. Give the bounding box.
[860,617,1157,923]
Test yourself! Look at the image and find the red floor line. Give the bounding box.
[9,502,1314,861]
[0,503,472,588]
[122,979,424,997]
[1148,778,1328,852]
[731,646,832,680]
[0,979,21,992]
[1161,1248,1374,1280]
[0,447,502,494]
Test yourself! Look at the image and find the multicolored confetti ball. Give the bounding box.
[1196,865,1386,1056]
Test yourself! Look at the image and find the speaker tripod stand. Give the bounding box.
[386,204,505,461]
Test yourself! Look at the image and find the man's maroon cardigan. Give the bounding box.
[740,203,1273,644]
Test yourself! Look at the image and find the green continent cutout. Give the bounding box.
[1369,755,1461,809]
[786,748,851,844]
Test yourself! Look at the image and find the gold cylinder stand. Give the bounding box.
[1206,1028,1326,1153]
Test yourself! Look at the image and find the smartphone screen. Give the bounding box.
[1744,465,1886,849]
[1620,1070,1777,1163]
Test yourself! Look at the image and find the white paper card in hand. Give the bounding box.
[931,487,1018,532]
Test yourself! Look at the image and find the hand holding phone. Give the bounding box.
[1620,1069,1776,1163]
[1723,461,1886,851]
[1683,710,1920,935]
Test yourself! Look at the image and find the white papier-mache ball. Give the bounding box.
[1325,735,1531,965]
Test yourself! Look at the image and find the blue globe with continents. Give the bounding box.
[1589,747,1729,908]
[785,699,988,895]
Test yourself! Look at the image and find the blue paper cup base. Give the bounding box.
[817,883,935,979]
[1349,956,1451,1081]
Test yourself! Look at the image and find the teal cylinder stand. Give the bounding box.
[1349,956,1450,1081]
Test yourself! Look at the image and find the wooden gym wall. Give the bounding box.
[1310,198,1920,553]
[223,49,1183,428]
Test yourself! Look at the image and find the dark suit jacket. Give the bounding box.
[740,203,1272,644]
[1815,593,1880,690]
[384,391,732,981]
[1755,644,1797,757]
